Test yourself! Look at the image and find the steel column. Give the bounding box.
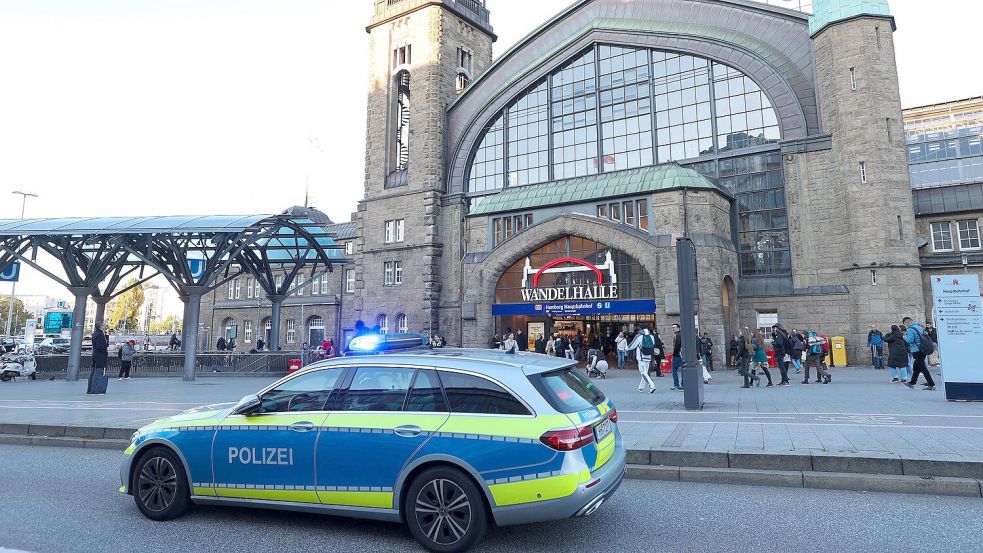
[677,237,704,410]
[268,295,285,351]
[66,288,91,382]
[182,288,205,381]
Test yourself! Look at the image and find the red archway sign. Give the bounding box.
[532,257,604,288]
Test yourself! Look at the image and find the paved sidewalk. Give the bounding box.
[2,366,982,463]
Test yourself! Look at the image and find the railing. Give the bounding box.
[34,352,301,376]
[382,0,490,25]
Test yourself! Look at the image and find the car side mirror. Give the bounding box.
[232,394,262,416]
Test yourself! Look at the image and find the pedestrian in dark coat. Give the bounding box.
[87,322,110,394]
[883,325,910,383]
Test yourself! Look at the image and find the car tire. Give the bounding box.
[132,447,191,521]
[404,466,488,553]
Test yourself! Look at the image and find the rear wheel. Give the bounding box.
[404,467,488,553]
[132,447,191,521]
[0,372,11,382]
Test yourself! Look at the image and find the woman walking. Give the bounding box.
[883,325,909,383]
[118,339,135,380]
[751,330,773,387]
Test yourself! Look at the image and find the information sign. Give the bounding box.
[931,274,983,401]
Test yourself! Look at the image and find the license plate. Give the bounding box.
[593,417,613,442]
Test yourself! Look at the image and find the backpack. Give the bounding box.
[913,326,936,355]
[808,334,822,354]
[641,334,655,356]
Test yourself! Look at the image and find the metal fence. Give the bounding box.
[34,352,301,376]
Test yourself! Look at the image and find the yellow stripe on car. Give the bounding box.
[318,491,394,509]
[216,488,321,504]
[488,472,581,506]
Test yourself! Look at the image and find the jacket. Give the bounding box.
[121,344,135,362]
[736,338,749,360]
[91,328,109,368]
[652,334,665,360]
[751,338,767,363]
[867,330,884,347]
[883,330,909,368]
[672,332,681,357]
[616,336,628,352]
[772,329,788,356]
[905,323,926,354]
[790,335,805,354]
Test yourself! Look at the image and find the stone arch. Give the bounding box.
[463,214,666,346]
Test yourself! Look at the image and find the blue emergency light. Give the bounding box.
[345,332,428,355]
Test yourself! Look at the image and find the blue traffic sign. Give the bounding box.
[0,262,21,282]
[188,259,206,280]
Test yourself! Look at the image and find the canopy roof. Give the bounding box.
[0,214,296,235]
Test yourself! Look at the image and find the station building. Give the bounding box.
[204,0,931,364]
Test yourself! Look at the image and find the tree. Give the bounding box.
[0,297,31,336]
[148,315,182,335]
[106,279,145,332]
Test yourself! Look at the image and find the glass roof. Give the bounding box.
[0,214,274,235]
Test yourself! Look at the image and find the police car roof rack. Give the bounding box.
[344,332,429,356]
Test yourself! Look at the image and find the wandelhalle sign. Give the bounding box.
[932,274,983,401]
[492,253,657,316]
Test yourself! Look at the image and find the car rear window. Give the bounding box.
[529,366,605,414]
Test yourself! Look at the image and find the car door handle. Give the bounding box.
[289,421,316,432]
[394,425,422,438]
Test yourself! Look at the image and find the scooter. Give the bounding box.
[0,353,38,381]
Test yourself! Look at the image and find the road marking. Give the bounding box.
[0,399,200,406]
[1,548,35,553]
[618,419,983,431]
[618,410,983,419]
[813,415,902,425]
[0,406,184,412]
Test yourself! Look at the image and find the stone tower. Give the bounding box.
[347,0,494,337]
[808,0,925,354]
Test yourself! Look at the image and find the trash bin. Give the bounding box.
[830,336,847,367]
[766,349,777,368]
[288,358,302,373]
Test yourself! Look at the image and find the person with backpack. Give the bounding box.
[789,329,805,374]
[902,316,936,390]
[771,324,791,386]
[883,325,910,383]
[627,328,656,393]
[867,325,885,369]
[736,331,758,388]
[750,329,772,387]
[803,331,830,384]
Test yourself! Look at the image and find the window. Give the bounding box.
[958,220,981,250]
[275,274,284,293]
[622,201,635,227]
[931,222,953,252]
[383,261,403,286]
[756,311,778,332]
[343,367,415,412]
[529,367,605,414]
[223,318,237,341]
[456,73,470,93]
[507,80,550,186]
[551,49,599,180]
[395,313,408,333]
[456,47,473,73]
[394,71,411,172]
[345,269,355,293]
[721,152,790,277]
[234,280,241,299]
[295,276,304,296]
[247,278,255,299]
[609,202,621,222]
[308,316,325,345]
[440,372,530,415]
[321,273,330,295]
[712,62,780,152]
[468,114,505,193]
[244,320,253,343]
[860,161,867,184]
[393,44,412,68]
[260,368,344,413]
[597,204,607,219]
[385,219,405,243]
[286,320,296,344]
[311,274,320,295]
[637,199,649,231]
[871,270,878,286]
[849,67,857,91]
[345,242,354,256]
[227,281,234,300]
[405,369,447,412]
[377,314,389,334]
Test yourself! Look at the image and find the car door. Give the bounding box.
[212,367,345,504]
[316,366,449,509]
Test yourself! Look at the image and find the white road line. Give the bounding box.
[1,547,35,553]
[0,399,200,406]
[618,419,983,430]
[0,406,183,412]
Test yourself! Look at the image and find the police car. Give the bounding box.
[119,334,625,552]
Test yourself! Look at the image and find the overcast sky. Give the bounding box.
[0,0,979,299]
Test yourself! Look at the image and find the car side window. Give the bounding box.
[440,372,530,416]
[342,367,415,412]
[404,369,447,412]
[260,368,344,413]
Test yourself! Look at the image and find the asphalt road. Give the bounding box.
[1,445,981,553]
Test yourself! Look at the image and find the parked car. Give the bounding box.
[36,337,71,355]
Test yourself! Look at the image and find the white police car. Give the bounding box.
[120,334,625,552]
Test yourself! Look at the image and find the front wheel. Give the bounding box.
[29,373,36,380]
[404,467,488,553]
[132,447,191,521]
[0,372,11,382]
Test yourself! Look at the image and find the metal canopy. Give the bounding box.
[0,212,348,382]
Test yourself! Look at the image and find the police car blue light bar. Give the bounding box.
[345,332,428,355]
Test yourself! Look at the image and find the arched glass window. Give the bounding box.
[468,114,505,193]
[377,314,389,335]
[395,313,408,333]
[394,71,411,172]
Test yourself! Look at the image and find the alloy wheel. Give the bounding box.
[414,478,472,546]
[137,456,178,512]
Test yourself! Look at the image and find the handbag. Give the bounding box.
[783,354,791,363]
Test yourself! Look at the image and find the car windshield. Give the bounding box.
[529,366,606,414]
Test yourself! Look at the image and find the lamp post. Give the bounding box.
[6,191,38,337]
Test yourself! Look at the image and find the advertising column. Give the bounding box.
[931,274,983,401]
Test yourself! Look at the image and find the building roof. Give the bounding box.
[326,221,358,241]
[0,215,277,235]
[809,0,893,36]
[468,164,716,216]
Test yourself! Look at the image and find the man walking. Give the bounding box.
[903,316,936,390]
[867,325,884,369]
[803,331,830,384]
[771,324,791,386]
[87,321,109,394]
[671,323,683,391]
[516,329,527,352]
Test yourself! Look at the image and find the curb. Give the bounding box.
[627,464,983,499]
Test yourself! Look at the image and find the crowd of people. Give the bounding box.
[866,317,939,390]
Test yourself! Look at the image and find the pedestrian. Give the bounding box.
[737,331,758,388]
[169,333,180,351]
[867,324,884,369]
[227,338,236,352]
[651,329,665,377]
[627,328,656,393]
[925,321,941,367]
[903,316,936,390]
[119,339,135,380]
[516,329,527,352]
[728,335,739,367]
[256,337,265,351]
[751,329,772,387]
[771,324,791,386]
[545,334,556,356]
[534,334,546,354]
[670,323,684,391]
[883,325,909,383]
[789,330,804,374]
[88,321,109,394]
[501,333,518,354]
[301,342,310,365]
[216,336,227,351]
[615,332,628,369]
[803,331,830,384]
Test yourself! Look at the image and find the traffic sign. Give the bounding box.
[0,261,21,282]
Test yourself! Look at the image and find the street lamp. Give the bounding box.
[6,191,38,337]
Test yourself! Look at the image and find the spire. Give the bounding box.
[809,0,894,37]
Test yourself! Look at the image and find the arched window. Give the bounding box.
[394,71,411,172]
[456,73,470,93]
[395,313,408,333]
[377,314,389,335]
[222,318,237,341]
[308,316,325,346]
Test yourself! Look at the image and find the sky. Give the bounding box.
[0,0,979,300]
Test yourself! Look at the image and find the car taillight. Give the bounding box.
[540,426,594,451]
[608,408,618,423]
